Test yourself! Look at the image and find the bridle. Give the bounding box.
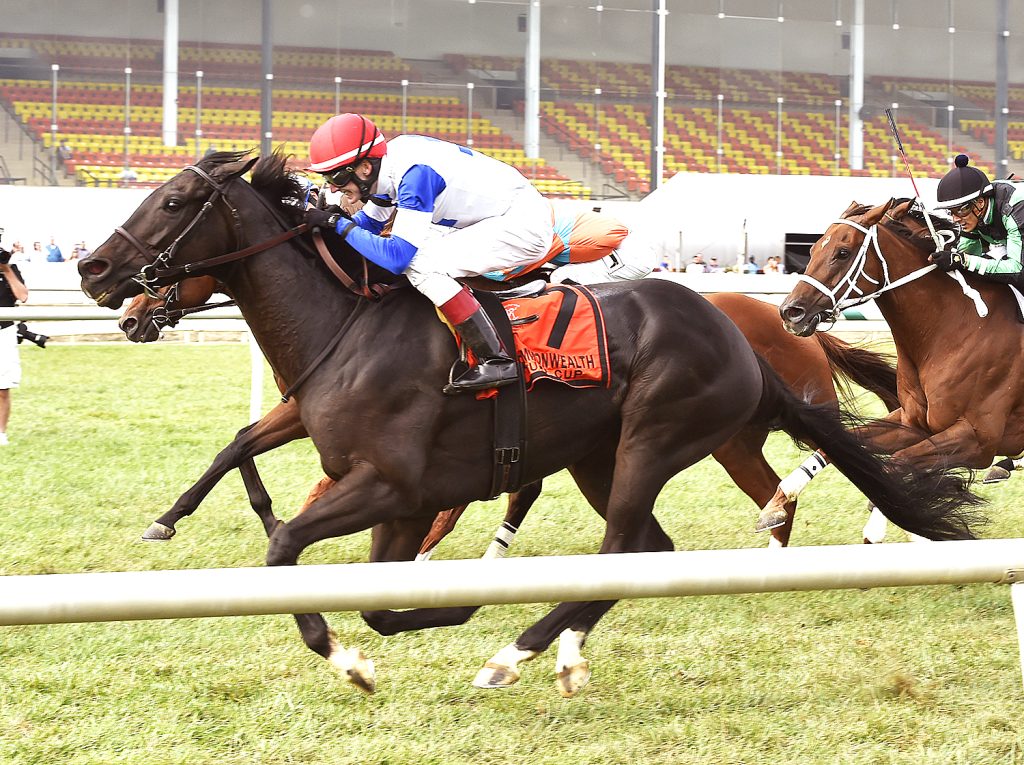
[114,162,392,302]
[795,216,947,324]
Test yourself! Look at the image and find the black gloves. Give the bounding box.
[930,246,967,272]
[304,207,341,232]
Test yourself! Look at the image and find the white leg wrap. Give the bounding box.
[863,507,889,544]
[778,450,830,500]
[767,534,784,549]
[483,522,518,559]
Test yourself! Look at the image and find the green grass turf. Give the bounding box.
[0,343,1022,765]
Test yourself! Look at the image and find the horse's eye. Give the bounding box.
[835,247,852,260]
[164,198,183,212]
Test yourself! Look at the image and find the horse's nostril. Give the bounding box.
[81,259,108,277]
[782,305,806,323]
[120,317,138,333]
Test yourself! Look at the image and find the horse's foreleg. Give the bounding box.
[864,417,993,543]
[361,516,485,636]
[237,458,280,537]
[712,428,795,547]
[983,453,1024,484]
[755,449,830,537]
[266,461,414,693]
[143,399,307,540]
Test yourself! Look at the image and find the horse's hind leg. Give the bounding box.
[143,399,307,540]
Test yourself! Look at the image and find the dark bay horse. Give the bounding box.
[120,281,899,553]
[79,154,981,696]
[779,198,1024,537]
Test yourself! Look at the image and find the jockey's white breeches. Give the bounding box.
[405,188,552,306]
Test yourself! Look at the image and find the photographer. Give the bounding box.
[0,232,28,446]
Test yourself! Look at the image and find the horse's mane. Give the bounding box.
[194,149,306,227]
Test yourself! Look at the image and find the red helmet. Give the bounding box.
[306,113,387,174]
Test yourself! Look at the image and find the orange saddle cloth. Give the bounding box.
[502,285,611,391]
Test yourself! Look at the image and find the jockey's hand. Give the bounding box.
[304,207,341,232]
[929,246,966,272]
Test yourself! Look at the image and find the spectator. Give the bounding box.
[45,236,64,263]
[763,255,783,274]
[69,241,91,261]
[0,245,28,446]
[119,166,138,187]
[56,141,73,167]
[31,241,44,263]
[742,256,760,274]
[685,254,708,274]
[707,256,724,273]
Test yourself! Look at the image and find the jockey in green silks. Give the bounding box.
[930,154,1024,285]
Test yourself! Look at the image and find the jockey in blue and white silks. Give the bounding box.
[304,114,552,394]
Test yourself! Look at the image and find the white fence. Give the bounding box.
[2,540,1024,688]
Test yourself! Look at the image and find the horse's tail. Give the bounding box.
[815,333,900,412]
[753,354,985,541]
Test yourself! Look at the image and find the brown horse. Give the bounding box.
[79,154,980,695]
[778,198,1021,539]
[120,281,899,553]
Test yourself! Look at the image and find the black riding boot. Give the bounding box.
[444,307,518,395]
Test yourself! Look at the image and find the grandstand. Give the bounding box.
[0,18,1018,200]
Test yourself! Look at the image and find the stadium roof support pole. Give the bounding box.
[523,0,540,160]
[650,0,667,192]
[847,0,864,170]
[995,0,1009,177]
[260,0,273,159]
[162,0,179,147]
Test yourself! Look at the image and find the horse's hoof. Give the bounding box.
[333,648,375,694]
[982,466,1012,484]
[556,660,591,698]
[472,661,521,689]
[755,509,787,532]
[141,522,175,541]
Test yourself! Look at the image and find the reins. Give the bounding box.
[119,163,394,302]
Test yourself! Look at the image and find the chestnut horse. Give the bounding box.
[79,154,980,696]
[779,198,1023,538]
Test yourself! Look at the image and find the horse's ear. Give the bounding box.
[214,155,260,182]
[863,198,896,225]
[890,198,915,219]
[842,201,861,217]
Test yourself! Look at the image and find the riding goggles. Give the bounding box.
[321,167,356,188]
[948,199,979,219]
